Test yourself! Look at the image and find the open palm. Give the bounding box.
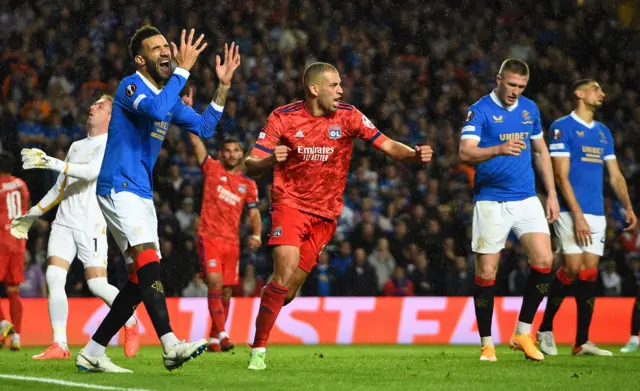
[215,42,241,86]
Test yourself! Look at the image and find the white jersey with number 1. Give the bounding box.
[40,134,108,233]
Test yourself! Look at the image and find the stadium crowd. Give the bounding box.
[1,0,639,299]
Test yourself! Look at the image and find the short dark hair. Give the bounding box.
[0,152,15,174]
[498,58,530,77]
[571,78,597,93]
[129,25,162,58]
[303,62,338,86]
[221,137,245,151]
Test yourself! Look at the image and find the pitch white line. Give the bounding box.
[0,374,153,391]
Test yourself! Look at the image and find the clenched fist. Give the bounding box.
[272,145,290,163]
[414,145,433,163]
[498,139,526,156]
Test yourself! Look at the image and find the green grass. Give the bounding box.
[0,345,639,390]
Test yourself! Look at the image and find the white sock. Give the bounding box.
[515,321,532,336]
[46,265,69,345]
[0,320,9,328]
[84,339,106,357]
[251,347,266,354]
[160,332,179,353]
[209,337,219,344]
[630,336,639,344]
[12,333,20,342]
[481,336,494,347]
[218,331,229,340]
[87,277,137,327]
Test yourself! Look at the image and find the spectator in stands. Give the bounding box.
[346,248,378,296]
[368,238,396,292]
[383,266,414,296]
[303,252,337,297]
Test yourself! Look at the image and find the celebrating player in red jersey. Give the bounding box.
[0,153,30,351]
[244,62,433,370]
[184,90,262,353]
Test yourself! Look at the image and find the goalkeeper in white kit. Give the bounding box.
[12,95,141,360]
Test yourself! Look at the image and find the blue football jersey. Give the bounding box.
[97,68,223,198]
[461,92,543,202]
[548,112,615,216]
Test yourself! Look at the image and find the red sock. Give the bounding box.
[556,268,575,285]
[252,281,289,348]
[7,291,22,334]
[208,289,225,339]
[222,298,231,322]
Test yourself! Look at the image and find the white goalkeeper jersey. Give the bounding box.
[38,133,108,233]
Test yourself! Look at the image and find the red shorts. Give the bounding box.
[0,251,25,285]
[197,236,240,286]
[268,204,337,273]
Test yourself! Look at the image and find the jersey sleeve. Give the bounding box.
[245,180,259,209]
[460,107,484,142]
[171,99,224,138]
[530,105,543,139]
[116,69,189,122]
[350,108,389,149]
[200,155,219,175]
[250,112,282,158]
[548,121,571,157]
[603,126,616,161]
[63,141,106,181]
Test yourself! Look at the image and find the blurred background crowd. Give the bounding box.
[1,0,640,299]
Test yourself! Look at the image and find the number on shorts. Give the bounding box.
[5,191,22,220]
[93,238,98,252]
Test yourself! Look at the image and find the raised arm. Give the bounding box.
[21,143,105,182]
[171,42,241,138]
[187,132,208,166]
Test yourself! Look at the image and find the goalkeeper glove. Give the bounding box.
[21,148,67,173]
[10,206,43,239]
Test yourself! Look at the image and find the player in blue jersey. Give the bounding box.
[536,79,637,356]
[71,26,241,373]
[459,59,559,362]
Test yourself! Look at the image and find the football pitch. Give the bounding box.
[0,345,638,390]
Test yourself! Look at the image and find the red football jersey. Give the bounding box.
[0,175,29,252]
[199,157,259,244]
[250,101,388,220]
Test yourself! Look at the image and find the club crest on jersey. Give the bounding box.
[492,115,503,123]
[521,110,533,125]
[272,226,282,238]
[238,184,246,194]
[552,129,562,140]
[125,84,137,97]
[328,125,342,139]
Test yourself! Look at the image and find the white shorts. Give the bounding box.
[553,212,606,256]
[97,189,161,264]
[472,196,550,254]
[47,223,108,268]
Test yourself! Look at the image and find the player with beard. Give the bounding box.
[182,88,262,353]
[537,79,637,356]
[64,25,241,373]
[244,62,433,370]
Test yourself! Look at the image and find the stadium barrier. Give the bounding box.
[7,297,633,346]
